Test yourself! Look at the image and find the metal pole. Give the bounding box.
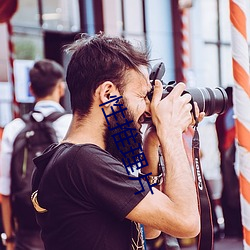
[216,0,222,87]
[37,0,43,28]
[78,0,95,34]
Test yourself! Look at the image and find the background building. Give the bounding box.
[1,1,250,249]
[0,0,250,123]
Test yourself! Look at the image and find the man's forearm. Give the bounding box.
[1,195,14,237]
[142,126,160,176]
[142,126,163,238]
[159,132,198,214]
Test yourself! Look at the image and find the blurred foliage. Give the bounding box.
[13,36,43,60]
[14,39,36,59]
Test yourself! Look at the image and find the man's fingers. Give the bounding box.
[167,82,186,99]
[151,80,163,107]
[192,102,205,124]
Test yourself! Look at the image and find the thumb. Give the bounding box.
[151,80,163,109]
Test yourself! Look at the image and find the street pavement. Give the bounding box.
[181,237,243,250]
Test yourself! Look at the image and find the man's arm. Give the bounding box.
[0,120,23,250]
[126,81,200,238]
[1,195,15,250]
[141,125,162,239]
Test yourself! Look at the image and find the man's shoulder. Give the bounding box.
[51,113,72,127]
[68,144,120,166]
[74,144,110,157]
[49,113,72,141]
[34,143,109,177]
[4,117,25,128]
[44,143,106,160]
[53,113,72,122]
[2,118,26,140]
[72,144,125,175]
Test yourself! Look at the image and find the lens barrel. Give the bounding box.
[145,85,228,124]
[187,87,228,116]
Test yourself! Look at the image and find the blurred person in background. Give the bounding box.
[0,127,6,250]
[0,59,72,250]
[199,115,225,239]
[215,86,242,238]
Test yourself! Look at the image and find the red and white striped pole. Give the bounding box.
[180,8,190,83]
[229,0,250,248]
[6,20,19,118]
[179,4,194,166]
[179,2,194,161]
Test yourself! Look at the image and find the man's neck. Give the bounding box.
[35,95,60,103]
[62,114,106,149]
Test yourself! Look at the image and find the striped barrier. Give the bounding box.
[180,8,190,83]
[229,0,250,248]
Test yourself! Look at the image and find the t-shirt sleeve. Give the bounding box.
[0,119,25,195]
[74,145,150,220]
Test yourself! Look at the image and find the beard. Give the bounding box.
[104,98,143,162]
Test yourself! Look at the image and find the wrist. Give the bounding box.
[139,172,163,186]
[158,131,183,150]
[157,127,182,141]
[1,233,15,246]
[140,158,164,186]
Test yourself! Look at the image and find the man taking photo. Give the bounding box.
[31,33,202,250]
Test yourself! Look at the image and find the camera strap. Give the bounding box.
[192,121,214,250]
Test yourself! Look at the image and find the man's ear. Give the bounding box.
[58,81,66,98]
[29,83,35,97]
[97,81,118,107]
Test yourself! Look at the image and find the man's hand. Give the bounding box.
[150,80,193,139]
[192,102,205,127]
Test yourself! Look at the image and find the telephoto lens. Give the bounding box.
[187,87,228,116]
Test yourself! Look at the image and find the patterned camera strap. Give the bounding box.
[192,124,214,250]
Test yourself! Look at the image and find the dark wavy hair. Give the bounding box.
[65,32,150,117]
[29,59,64,98]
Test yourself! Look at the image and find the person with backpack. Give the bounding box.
[0,59,72,250]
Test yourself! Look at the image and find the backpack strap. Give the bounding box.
[41,111,66,144]
[23,110,66,143]
[21,110,66,123]
[43,111,66,123]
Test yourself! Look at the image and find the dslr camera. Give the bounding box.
[147,62,228,116]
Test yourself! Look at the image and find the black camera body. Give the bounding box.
[148,62,228,116]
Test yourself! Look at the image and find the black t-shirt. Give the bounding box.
[33,143,150,250]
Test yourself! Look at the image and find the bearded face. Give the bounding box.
[103,97,143,162]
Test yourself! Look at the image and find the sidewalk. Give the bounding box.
[181,237,243,250]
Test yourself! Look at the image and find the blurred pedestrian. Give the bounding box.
[0,59,72,250]
[215,86,242,238]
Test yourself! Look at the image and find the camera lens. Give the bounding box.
[187,87,228,116]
